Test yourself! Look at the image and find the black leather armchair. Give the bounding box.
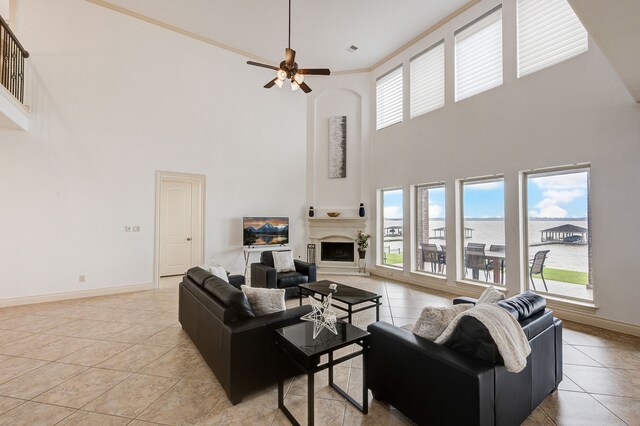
[251,251,317,297]
[367,292,562,426]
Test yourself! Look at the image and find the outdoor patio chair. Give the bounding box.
[421,243,440,273]
[465,243,488,281]
[486,244,506,284]
[439,245,446,273]
[529,250,550,291]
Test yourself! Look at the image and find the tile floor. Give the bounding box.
[0,274,639,425]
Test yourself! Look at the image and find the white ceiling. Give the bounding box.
[96,0,472,72]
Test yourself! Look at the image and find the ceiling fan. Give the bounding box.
[247,0,330,93]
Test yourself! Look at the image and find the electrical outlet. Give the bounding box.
[79,275,86,283]
[132,225,140,232]
[124,226,132,232]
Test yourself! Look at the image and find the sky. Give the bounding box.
[382,171,588,219]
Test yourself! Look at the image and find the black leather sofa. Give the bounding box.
[366,292,562,426]
[179,267,312,404]
[250,251,317,298]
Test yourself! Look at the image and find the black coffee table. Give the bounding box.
[298,281,382,324]
[275,321,370,426]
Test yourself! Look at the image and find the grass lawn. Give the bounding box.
[384,253,403,265]
[534,268,588,285]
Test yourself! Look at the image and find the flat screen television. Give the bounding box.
[243,217,289,247]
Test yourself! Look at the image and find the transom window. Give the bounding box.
[376,66,403,130]
[410,41,445,118]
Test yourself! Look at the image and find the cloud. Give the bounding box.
[530,189,584,218]
[530,173,587,190]
[429,204,443,218]
[384,206,402,219]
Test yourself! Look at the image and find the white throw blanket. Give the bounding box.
[435,303,532,373]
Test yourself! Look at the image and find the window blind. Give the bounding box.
[518,0,587,78]
[376,66,403,130]
[410,41,445,118]
[455,7,503,102]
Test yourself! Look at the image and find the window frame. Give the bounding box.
[520,164,592,302]
[412,182,447,276]
[379,187,404,269]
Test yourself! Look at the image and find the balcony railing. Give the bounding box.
[0,14,29,104]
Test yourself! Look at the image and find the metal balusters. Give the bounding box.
[0,14,29,104]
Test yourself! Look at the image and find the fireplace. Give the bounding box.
[321,242,355,262]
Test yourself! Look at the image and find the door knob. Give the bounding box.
[187,238,192,241]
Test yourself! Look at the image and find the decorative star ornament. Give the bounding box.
[301,294,338,339]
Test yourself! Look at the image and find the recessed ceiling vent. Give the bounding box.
[348,45,358,52]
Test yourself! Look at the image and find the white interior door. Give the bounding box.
[160,180,193,276]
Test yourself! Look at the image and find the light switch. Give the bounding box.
[125,226,132,232]
[132,225,140,232]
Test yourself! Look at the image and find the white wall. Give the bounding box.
[0,0,308,299]
[369,0,640,326]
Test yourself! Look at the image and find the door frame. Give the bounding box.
[154,171,205,288]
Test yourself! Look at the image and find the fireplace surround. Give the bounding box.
[308,217,368,275]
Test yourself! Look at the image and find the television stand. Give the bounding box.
[243,245,291,277]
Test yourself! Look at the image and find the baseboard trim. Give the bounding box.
[0,283,155,307]
[370,269,640,337]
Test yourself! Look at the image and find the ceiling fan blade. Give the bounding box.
[299,82,312,93]
[297,68,331,76]
[264,78,278,89]
[285,48,296,68]
[247,61,278,71]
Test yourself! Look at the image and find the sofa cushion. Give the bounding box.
[203,277,255,321]
[444,315,502,365]
[241,286,286,316]
[277,271,308,288]
[186,266,213,287]
[260,251,276,268]
[412,304,473,341]
[497,291,546,321]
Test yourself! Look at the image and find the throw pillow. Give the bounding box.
[209,265,230,283]
[241,285,286,316]
[477,286,505,304]
[273,251,296,273]
[412,303,473,341]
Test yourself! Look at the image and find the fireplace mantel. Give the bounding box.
[308,216,368,275]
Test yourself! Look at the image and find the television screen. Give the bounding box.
[243,217,289,246]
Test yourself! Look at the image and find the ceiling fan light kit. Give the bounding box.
[246,0,330,94]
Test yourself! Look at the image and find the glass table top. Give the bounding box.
[276,321,370,357]
[298,280,381,304]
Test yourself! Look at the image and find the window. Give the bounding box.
[524,167,591,301]
[376,66,403,130]
[460,177,506,284]
[410,41,445,118]
[455,7,503,102]
[415,184,446,275]
[381,188,403,267]
[518,0,588,78]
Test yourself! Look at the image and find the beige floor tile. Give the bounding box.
[139,347,203,379]
[0,314,51,330]
[592,394,640,426]
[0,396,24,416]
[575,345,640,369]
[0,362,87,399]
[55,410,130,426]
[141,326,191,348]
[183,362,219,384]
[557,374,583,392]
[540,390,625,425]
[521,406,556,426]
[83,373,177,418]
[273,393,346,426]
[565,364,640,398]
[288,366,350,401]
[72,321,132,340]
[0,356,48,384]
[43,319,112,337]
[137,379,224,424]
[0,333,62,356]
[142,312,178,327]
[0,330,31,345]
[57,341,132,367]
[104,324,168,344]
[343,398,412,426]
[0,356,7,363]
[127,421,162,426]
[19,336,97,361]
[563,344,602,367]
[0,401,75,426]
[34,368,131,408]
[198,390,279,425]
[97,344,170,372]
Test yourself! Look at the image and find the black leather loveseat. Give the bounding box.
[366,292,562,426]
[179,267,312,404]
[251,251,317,298]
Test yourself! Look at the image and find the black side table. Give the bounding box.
[275,321,370,426]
